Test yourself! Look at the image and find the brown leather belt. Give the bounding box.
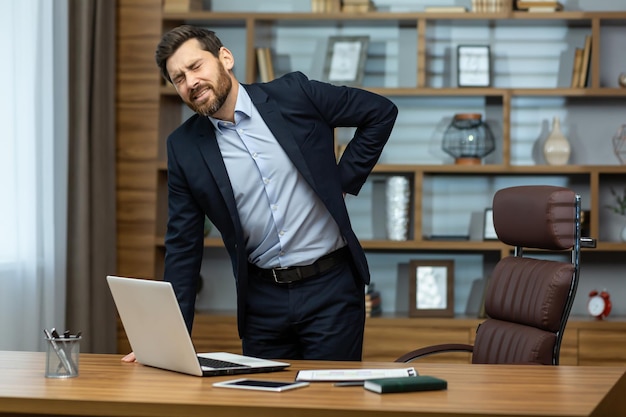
[250,246,349,284]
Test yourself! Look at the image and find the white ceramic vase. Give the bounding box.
[621,224,626,242]
[543,117,571,165]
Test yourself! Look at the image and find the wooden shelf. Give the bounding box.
[152,236,626,252]
[374,164,626,174]
[161,11,626,21]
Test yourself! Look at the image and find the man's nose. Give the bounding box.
[186,73,200,90]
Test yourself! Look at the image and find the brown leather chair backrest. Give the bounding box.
[472,186,577,365]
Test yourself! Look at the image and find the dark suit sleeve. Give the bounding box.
[292,72,398,196]
[163,134,206,333]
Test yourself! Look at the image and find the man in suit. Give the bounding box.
[140,25,396,361]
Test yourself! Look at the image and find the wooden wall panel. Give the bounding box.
[116,0,163,353]
[116,0,162,286]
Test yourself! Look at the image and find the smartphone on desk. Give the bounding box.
[213,378,310,392]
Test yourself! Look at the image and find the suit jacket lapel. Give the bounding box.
[193,116,241,226]
[243,84,318,192]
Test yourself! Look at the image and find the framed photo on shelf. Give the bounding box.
[408,260,454,318]
[483,208,498,240]
[323,36,369,87]
[457,45,491,87]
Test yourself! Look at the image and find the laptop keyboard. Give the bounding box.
[198,356,250,369]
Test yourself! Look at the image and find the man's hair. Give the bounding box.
[155,25,224,83]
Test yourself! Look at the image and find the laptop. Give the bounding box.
[106,275,290,377]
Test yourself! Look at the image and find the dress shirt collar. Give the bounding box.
[208,84,251,132]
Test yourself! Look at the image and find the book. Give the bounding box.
[365,287,381,317]
[516,0,563,9]
[570,48,583,88]
[367,305,382,317]
[256,48,269,82]
[326,0,342,12]
[342,4,376,12]
[256,47,275,82]
[365,295,381,309]
[578,35,592,88]
[364,375,448,394]
[527,6,563,12]
[264,48,275,81]
[424,6,467,13]
[311,0,341,13]
[472,0,511,12]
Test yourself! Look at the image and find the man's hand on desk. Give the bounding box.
[121,352,136,362]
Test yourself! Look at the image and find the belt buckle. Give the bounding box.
[272,266,300,284]
[272,266,291,284]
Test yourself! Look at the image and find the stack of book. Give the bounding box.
[515,0,564,12]
[471,0,511,12]
[311,0,341,12]
[342,0,376,13]
[571,35,592,88]
[365,285,382,318]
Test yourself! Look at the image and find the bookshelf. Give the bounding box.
[116,0,626,364]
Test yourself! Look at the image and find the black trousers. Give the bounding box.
[242,260,365,361]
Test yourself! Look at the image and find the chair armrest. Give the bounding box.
[580,237,596,248]
[395,343,474,363]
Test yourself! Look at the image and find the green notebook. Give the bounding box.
[363,375,447,394]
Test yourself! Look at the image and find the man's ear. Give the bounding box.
[219,47,235,71]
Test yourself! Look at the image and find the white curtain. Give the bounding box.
[0,0,68,351]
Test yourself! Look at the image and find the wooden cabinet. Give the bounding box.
[115,0,626,360]
[115,312,626,366]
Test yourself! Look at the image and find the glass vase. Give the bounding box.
[612,125,626,164]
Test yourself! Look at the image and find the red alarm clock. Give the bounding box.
[587,289,612,320]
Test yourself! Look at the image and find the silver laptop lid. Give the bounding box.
[107,275,290,377]
[107,276,206,376]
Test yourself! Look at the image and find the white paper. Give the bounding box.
[295,367,417,382]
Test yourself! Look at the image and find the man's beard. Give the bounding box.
[187,64,232,117]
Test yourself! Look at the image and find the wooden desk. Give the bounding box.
[1,351,624,417]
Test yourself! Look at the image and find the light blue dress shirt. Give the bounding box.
[210,85,345,269]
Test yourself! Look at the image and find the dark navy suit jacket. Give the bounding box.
[163,71,398,337]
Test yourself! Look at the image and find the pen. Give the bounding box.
[44,329,74,375]
[52,328,78,372]
[334,381,364,387]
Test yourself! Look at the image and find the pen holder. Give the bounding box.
[45,336,81,378]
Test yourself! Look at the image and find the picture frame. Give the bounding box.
[323,36,369,87]
[408,260,454,318]
[457,45,491,87]
[483,208,498,241]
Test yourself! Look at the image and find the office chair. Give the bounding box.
[396,185,596,365]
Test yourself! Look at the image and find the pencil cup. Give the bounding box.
[45,336,81,378]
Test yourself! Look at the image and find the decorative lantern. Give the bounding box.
[442,113,495,165]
